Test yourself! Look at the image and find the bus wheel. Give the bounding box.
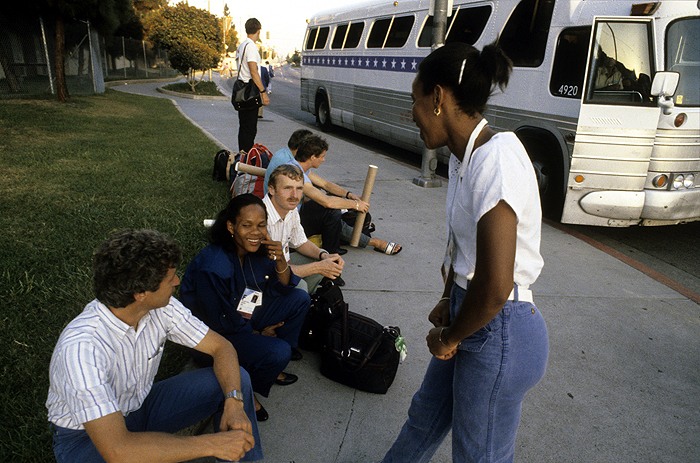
[517,132,564,220]
[316,97,332,132]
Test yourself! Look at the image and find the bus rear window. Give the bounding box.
[305,28,318,50]
[368,15,414,48]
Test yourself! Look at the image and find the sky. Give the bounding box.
[175,0,366,58]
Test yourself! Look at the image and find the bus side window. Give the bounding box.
[446,6,492,45]
[368,18,391,48]
[499,0,555,67]
[345,22,364,49]
[549,27,590,99]
[332,24,349,49]
[315,27,330,50]
[385,15,415,48]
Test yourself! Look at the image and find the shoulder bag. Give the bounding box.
[231,43,263,111]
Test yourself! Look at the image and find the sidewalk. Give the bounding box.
[113,81,700,463]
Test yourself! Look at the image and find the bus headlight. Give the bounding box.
[684,173,695,188]
[672,174,684,190]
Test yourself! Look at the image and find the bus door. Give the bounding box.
[562,17,660,226]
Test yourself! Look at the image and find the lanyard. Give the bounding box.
[458,118,489,181]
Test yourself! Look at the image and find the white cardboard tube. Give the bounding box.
[349,165,378,247]
[235,161,266,177]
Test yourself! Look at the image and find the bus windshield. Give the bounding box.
[666,17,700,107]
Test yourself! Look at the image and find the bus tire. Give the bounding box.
[316,96,332,132]
[516,129,565,221]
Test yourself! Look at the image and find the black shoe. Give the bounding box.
[335,248,348,256]
[334,275,345,287]
[291,348,303,361]
[274,372,298,386]
[255,402,269,422]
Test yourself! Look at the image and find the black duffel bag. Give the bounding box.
[320,303,401,394]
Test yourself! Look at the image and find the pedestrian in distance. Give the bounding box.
[265,60,274,93]
[381,41,549,463]
[46,229,262,463]
[236,18,269,153]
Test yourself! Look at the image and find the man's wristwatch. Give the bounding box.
[225,389,244,403]
[319,249,329,260]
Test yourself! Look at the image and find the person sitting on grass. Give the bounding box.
[264,163,345,293]
[180,194,310,423]
[46,229,261,463]
[265,134,402,256]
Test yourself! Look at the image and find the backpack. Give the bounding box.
[212,149,231,182]
[230,143,274,198]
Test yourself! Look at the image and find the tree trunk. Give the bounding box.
[54,15,69,102]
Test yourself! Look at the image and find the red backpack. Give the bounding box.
[230,143,273,198]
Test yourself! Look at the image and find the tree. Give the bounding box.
[145,3,221,92]
[288,50,302,67]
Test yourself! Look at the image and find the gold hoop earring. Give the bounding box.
[434,107,441,116]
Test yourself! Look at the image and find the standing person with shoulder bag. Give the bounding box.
[381,42,549,463]
[235,18,269,153]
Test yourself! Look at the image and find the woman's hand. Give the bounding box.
[427,326,458,361]
[262,233,284,262]
[428,298,450,328]
[260,321,284,337]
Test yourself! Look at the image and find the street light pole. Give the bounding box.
[413,0,448,188]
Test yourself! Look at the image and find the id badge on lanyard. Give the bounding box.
[237,287,263,319]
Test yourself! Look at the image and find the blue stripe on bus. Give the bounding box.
[302,55,423,73]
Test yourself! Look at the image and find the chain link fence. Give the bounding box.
[0,16,178,98]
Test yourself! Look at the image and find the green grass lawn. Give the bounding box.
[0,90,230,461]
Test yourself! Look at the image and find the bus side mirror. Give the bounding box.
[651,71,680,115]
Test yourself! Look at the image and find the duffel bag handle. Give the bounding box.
[338,304,385,372]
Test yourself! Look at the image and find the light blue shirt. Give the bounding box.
[263,147,310,196]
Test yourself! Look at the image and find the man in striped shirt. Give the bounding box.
[264,164,345,294]
[46,229,262,462]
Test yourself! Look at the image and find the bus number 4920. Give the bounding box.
[558,85,579,97]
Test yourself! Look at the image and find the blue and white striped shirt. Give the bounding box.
[46,297,209,430]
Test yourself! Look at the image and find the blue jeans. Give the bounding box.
[51,367,263,462]
[382,284,548,463]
